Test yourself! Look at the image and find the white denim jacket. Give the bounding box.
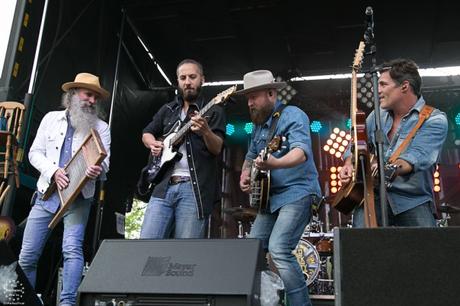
[29,110,111,198]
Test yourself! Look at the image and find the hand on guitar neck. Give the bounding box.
[339,156,411,188]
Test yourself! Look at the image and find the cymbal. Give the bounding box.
[223,207,257,222]
[439,203,460,214]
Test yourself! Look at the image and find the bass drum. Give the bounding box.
[294,239,321,286]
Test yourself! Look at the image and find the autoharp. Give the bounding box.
[44,128,107,229]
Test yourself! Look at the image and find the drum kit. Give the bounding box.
[224,204,335,297]
[296,221,335,297]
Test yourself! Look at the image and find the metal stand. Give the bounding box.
[364,7,388,226]
[91,8,126,256]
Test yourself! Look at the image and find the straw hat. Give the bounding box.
[61,72,110,100]
[235,70,286,95]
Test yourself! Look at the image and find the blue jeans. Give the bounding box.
[140,181,206,238]
[249,195,312,306]
[353,200,436,227]
[19,195,91,306]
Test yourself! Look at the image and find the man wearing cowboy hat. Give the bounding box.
[238,70,321,306]
[19,72,111,306]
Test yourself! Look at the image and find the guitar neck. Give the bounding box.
[170,100,216,146]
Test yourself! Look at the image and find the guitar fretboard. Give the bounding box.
[170,99,217,146]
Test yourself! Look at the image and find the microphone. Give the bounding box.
[365,6,374,29]
[364,6,374,42]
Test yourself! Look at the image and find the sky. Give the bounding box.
[0,0,18,76]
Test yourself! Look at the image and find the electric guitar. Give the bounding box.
[137,85,236,200]
[249,135,284,213]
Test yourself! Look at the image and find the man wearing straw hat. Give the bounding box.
[19,72,111,306]
[238,70,321,306]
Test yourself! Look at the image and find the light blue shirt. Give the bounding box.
[245,100,322,212]
[345,96,448,214]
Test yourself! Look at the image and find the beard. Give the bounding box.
[67,94,98,135]
[250,103,274,125]
[179,85,201,102]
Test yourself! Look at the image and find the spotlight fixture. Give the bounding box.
[276,76,297,104]
[329,166,343,194]
[356,73,374,109]
[323,127,352,159]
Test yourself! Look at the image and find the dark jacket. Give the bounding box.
[143,95,226,218]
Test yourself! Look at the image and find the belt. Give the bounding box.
[169,176,191,185]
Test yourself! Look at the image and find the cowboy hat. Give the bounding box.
[235,70,286,95]
[61,72,110,100]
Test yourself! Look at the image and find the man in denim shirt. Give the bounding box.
[19,73,111,306]
[339,59,448,227]
[239,70,321,306]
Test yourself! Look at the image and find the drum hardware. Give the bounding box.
[223,206,257,223]
[437,202,459,227]
[223,206,257,238]
[308,254,334,297]
[315,238,333,256]
[439,202,460,214]
[237,221,244,239]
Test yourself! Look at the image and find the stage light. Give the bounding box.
[226,123,235,136]
[244,122,253,134]
[329,166,343,194]
[346,119,351,129]
[310,120,323,133]
[455,113,460,126]
[433,165,441,193]
[356,73,374,109]
[276,76,297,104]
[324,128,352,159]
[330,166,339,194]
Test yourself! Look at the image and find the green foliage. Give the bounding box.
[124,199,146,239]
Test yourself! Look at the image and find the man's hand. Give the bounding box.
[54,168,69,190]
[240,170,251,194]
[254,153,279,171]
[149,140,164,156]
[338,163,353,185]
[190,111,211,137]
[86,165,102,179]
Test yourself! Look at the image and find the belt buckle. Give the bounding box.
[170,176,189,185]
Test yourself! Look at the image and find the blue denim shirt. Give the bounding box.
[40,119,75,213]
[246,100,322,212]
[346,96,448,214]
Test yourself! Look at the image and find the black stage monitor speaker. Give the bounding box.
[334,227,460,306]
[0,240,42,306]
[78,239,266,306]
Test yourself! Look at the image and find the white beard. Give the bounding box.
[68,94,97,136]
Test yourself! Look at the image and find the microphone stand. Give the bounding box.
[364,10,389,227]
[91,8,126,256]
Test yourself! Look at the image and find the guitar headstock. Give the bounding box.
[352,41,365,72]
[213,85,237,104]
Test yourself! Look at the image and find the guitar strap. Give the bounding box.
[388,104,434,163]
[267,104,287,142]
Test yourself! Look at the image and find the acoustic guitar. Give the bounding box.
[249,135,284,213]
[332,41,378,227]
